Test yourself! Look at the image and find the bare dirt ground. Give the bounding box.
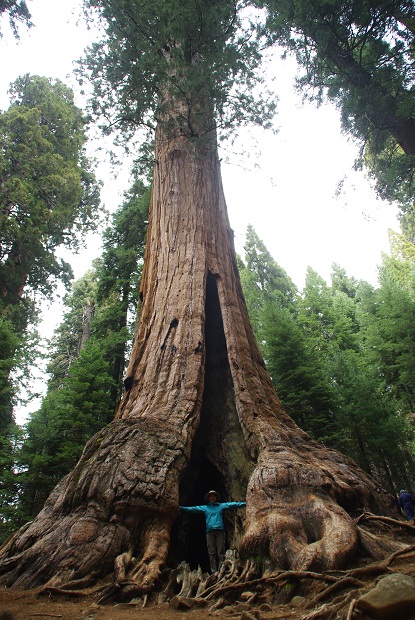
[0,588,208,620]
[0,587,305,620]
[1,559,415,620]
[0,584,317,620]
[1,517,415,620]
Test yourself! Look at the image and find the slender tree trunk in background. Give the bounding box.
[380,452,396,495]
[0,112,396,594]
[77,300,95,354]
[352,422,373,477]
[104,283,130,408]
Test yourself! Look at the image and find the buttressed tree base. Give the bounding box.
[0,112,397,597]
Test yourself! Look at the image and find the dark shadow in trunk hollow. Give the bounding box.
[170,273,253,571]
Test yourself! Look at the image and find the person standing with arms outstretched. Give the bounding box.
[180,490,246,573]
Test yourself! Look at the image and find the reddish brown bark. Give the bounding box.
[0,119,396,596]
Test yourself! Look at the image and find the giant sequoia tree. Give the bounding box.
[0,75,100,307]
[0,0,396,596]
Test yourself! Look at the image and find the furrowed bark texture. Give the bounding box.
[0,121,396,593]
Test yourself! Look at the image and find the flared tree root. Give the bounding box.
[42,512,413,620]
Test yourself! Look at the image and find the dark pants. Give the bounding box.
[206,529,225,573]
[403,504,415,520]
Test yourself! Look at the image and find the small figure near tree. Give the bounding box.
[180,490,246,573]
[398,490,415,521]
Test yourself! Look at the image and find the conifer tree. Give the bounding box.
[239,228,339,446]
[0,0,396,595]
[0,75,101,422]
[262,303,340,447]
[0,75,100,539]
[16,181,149,526]
[18,341,116,520]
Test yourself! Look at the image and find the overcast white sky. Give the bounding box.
[1,0,400,296]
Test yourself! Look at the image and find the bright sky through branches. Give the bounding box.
[0,0,399,298]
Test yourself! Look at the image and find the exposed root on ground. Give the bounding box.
[36,513,415,619]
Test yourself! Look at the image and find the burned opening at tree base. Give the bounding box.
[171,273,253,571]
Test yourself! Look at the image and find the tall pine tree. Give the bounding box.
[16,181,149,528]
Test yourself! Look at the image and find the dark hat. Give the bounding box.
[204,489,221,502]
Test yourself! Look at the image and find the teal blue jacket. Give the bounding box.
[180,501,246,532]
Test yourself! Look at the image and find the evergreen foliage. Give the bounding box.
[239,226,415,492]
[18,342,116,517]
[239,226,339,445]
[256,0,415,230]
[14,181,149,526]
[80,0,277,152]
[0,317,19,433]
[94,179,149,403]
[240,224,297,335]
[0,75,100,307]
[0,74,101,421]
[0,423,25,542]
[261,303,340,445]
[46,272,98,391]
[0,0,32,37]
[0,75,102,538]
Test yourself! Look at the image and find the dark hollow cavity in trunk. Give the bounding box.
[171,274,253,570]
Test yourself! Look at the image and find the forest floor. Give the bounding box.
[1,560,415,620]
[3,558,415,620]
[0,586,333,620]
[0,588,212,620]
[1,515,415,620]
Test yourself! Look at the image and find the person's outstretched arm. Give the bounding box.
[221,501,246,509]
[179,505,206,513]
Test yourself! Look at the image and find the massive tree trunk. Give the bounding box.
[0,114,396,595]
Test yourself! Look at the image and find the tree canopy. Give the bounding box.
[255,0,415,229]
[81,0,277,146]
[0,74,101,505]
[0,74,101,306]
[239,229,415,490]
